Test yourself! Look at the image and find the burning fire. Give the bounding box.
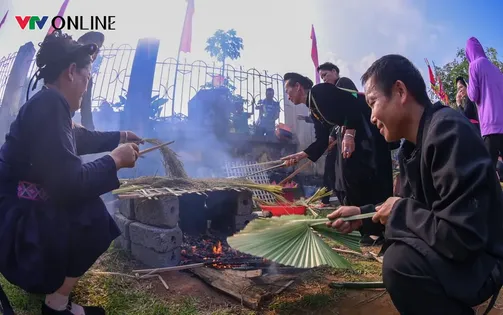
[212,241,223,255]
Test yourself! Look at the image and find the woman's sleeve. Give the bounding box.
[28,92,120,204]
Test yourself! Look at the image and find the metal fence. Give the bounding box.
[2,44,286,124]
[0,52,17,104]
[152,58,286,123]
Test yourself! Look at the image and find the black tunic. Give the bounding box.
[386,103,503,302]
[302,83,393,207]
[0,88,121,295]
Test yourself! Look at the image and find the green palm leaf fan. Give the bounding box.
[227,214,371,269]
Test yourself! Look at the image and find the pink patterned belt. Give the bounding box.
[17,181,49,201]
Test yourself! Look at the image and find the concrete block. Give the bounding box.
[235,212,258,231]
[129,222,183,253]
[236,191,253,215]
[118,199,135,220]
[113,235,131,252]
[133,197,179,228]
[113,213,133,239]
[131,244,181,268]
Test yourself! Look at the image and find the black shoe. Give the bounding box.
[359,235,375,246]
[360,235,386,247]
[42,302,106,315]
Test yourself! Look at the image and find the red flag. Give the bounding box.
[47,0,70,36]
[425,58,436,90]
[0,10,8,30]
[310,25,320,84]
[179,0,195,53]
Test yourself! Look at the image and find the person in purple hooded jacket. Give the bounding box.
[466,37,503,167]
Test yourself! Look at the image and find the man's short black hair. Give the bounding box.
[266,87,274,92]
[284,72,313,90]
[456,76,467,87]
[317,62,339,74]
[361,54,431,106]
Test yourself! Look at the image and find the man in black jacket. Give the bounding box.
[327,54,503,315]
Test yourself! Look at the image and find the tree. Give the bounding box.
[205,29,244,75]
[433,47,503,105]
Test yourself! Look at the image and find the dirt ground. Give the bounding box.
[146,245,503,315]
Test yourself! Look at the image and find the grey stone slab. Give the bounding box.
[133,197,179,228]
[131,244,181,268]
[113,213,133,239]
[118,199,135,220]
[113,235,131,252]
[129,222,183,253]
[235,212,258,231]
[236,191,253,215]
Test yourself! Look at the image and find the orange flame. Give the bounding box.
[212,241,223,255]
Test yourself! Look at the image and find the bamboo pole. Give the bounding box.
[139,141,174,155]
[133,262,205,275]
[278,161,311,186]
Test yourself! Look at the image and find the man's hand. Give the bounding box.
[281,151,308,167]
[342,131,355,159]
[326,206,362,234]
[120,131,144,144]
[372,197,401,225]
[328,136,336,151]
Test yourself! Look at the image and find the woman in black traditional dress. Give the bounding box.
[281,73,394,236]
[0,31,142,315]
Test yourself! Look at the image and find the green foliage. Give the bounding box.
[205,29,244,63]
[433,47,503,104]
[111,89,168,119]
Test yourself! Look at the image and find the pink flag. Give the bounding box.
[310,25,320,84]
[47,0,70,36]
[179,0,195,53]
[0,10,8,30]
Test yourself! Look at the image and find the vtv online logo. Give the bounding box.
[16,16,49,30]
[15,16,116,30]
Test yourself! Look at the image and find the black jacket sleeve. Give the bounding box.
[388,116,495,261]
[73,126,121,155]
[463,98,479,122]
[303,118,330,162]
[337,77,358,91]
[28,91,120,204]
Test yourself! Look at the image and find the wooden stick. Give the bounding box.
[240,163,286,178]
[139,141,174,156]
[230,160,283,169]
[278,161,311,185]
[133,262,205,274]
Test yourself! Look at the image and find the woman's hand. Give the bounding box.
[281,151,308,167]
[342,131,355,159]
[110,143,140,169]
[120,131,144,144]
[326,206,362,234]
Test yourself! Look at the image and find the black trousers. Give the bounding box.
[322,149,337,204]
[383,242,500,315]
[483,134,503,166]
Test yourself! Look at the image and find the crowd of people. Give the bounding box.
[282,36,503,314]
[0,28,502,315]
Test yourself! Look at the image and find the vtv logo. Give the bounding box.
[15,16,49,30]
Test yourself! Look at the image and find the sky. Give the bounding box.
[0,0,502,92]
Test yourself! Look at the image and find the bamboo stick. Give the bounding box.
[230,160,283,169]
[239,162,286,178]
[278,161,311,186]
[139,141,175,156]
[133,262,205,274]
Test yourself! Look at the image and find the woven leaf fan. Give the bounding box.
[227,215,362,269]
